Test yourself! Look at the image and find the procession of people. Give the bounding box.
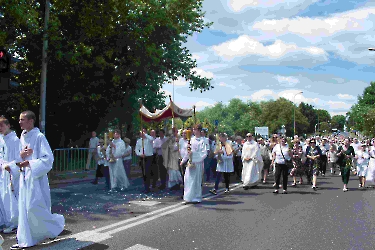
[1,108,372,249]
[92,122,375,202]
[0,111,65,250]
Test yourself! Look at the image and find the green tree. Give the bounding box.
[260,98,308,136]
[347,82,375,135]
[1,0,212,148]
[298,102,317,134]
[331,115,346,131]
[363,108,375,137]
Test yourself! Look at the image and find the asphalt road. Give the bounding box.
[2,171,375,250]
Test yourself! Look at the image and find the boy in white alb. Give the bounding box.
[11,111,65,250]
[0,116,22,234]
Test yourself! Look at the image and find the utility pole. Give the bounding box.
[40,0,50,135]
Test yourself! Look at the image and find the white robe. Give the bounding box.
[0,135,7,227]
[0,131,22,228]
[106,139,129,189]
[366,147,375,186]
[241,140,263,187]
[17,128,65,248]
[181,137,207,202]
[162,136,183,188]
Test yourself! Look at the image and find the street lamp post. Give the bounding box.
[293,91,303,136]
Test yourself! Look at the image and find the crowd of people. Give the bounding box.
[88,125,375,205]
[0,111,64,250]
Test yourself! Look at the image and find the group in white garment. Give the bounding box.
[0,111,65,250]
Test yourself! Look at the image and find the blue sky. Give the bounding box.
[161,0,375,117]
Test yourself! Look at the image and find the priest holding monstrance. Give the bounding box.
[180,124,207,203]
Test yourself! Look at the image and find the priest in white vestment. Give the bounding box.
[106,129,129,192]
[162,128,182,190]
[242,133,263,189]
[13,111,64,249]
[180,125,207,203]
[0,117,22,234]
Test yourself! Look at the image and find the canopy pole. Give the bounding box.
[169,95,174,129]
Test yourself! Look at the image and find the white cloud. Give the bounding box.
[247,89,320,105]
[218,82,237,89]
[275,75,299,86]
[193,67,215,79]
[337,94,356,100]
[212,35,327,61]
[327,101,352,110]
[330,111,348,117]
[228,0,318,12]
[172,77,188,86]
[250,89,277,101]
[252,7,375,39]
[195,101,215,110]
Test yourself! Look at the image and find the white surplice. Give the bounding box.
[162,136,182,188]
[0,131,22,228]
[106,139,129,189]
[17,128,65,248]
[0,135,7,227]
[241,140,263,187]
[181,137,207,202]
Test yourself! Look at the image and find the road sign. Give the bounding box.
[214,120,219,127]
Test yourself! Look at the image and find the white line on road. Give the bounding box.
[41,183,243,249]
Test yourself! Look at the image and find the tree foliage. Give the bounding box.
[0,0,212,148]
[347,82,375,136]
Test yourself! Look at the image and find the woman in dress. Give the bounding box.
[305,138,322,190]
[365,139,375,187]
[290,138,304,186]
[271,136,292,194]
[355,144,370,188]
[337,138,355,192]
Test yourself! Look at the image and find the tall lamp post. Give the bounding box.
[293,91,303,136]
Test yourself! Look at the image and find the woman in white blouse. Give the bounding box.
[271,136,292,194]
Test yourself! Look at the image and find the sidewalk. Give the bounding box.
[49,165,143,188]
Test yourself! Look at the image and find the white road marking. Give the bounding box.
[40,183,243,249]
[125,244,159,250]
[129,201,161,206]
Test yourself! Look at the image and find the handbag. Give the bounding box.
[280,144,293,169]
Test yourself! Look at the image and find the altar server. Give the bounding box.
[180,124,207,203]
[0,116,22,234]
[12,110,64,249]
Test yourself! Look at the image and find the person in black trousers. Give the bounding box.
[271,137,292,194]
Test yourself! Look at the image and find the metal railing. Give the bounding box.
[52,148,139,173]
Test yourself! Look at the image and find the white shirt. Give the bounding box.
[135,134,154,157]
[272,144,291,164]
[89,137,99,149]
[179,138,188,159]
